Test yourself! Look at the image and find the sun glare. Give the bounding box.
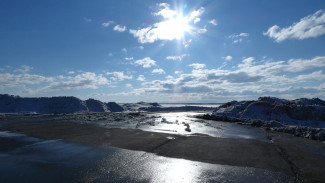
[157,14,191,40]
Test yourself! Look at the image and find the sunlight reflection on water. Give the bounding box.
[0,131,293,183]
[140,112,268,141]
[89,147,293,183]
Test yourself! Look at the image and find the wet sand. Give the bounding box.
[3,120,325,182]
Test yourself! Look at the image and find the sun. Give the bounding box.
[156,14,191,41]
[173,15,191,38]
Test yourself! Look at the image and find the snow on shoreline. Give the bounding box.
[212,96,325,126]
[1,94,324,141]
[198,96,325,141]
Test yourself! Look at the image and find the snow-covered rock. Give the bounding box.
[121,102,161,111]
[85,98,108,112]
[0,94,124,114]
[212,96,325,127]
[107,102,124,112]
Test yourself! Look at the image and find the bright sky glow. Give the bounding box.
[158,15,190,40]
[1,1,325,103]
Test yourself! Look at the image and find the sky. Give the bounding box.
[1,0,325,103]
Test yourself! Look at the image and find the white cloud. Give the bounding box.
[166,54,187,61]
[137,75,146,81]
[125,57,134,61]
[320,83,325,89]
[209,19,218,26]
[108,53,113,56]
[86,56,325,102]
[152,68,166,74]
[188,63,206,69]
[84,18,92,22]
[238,57,255,69]
[126,83,133,88]
[129,27,156,43]
[129,5,205,44]
[183,39,192,47]
[234,56,325,83]
[197,28,207,34]
[284,56,325,72]
[296,70,325,81]
[151,56,322,94]
[42,72,109,92]
[264,10,325,42]
[138,46,144,50]
[13,65,33,73]
[113,25,127,32]
[154,3,176,18]
[121,48,127,52]
[194,18,200,24]
[106,72,132,81]
[135,57,156,68]
[68,71,75,74]
[228,33,249,43]
[130,19,190,43]
[223,56,232,61]
[0,73,53,85]
[166,75,173,80]
[189,7,205,20]
[102,21,114,27]
[239,33,249,37]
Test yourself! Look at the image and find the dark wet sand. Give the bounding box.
[6,121,325,183]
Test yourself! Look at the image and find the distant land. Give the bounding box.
[0,94,215,114]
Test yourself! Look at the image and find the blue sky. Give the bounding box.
[1,0,325,103]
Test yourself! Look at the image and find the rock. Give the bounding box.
[315,131,325,141]
[184,123,191,132]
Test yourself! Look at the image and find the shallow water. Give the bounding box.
[139,112,268,141]
[0,131,293,183]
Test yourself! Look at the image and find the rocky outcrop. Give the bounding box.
[0,94,124,114]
